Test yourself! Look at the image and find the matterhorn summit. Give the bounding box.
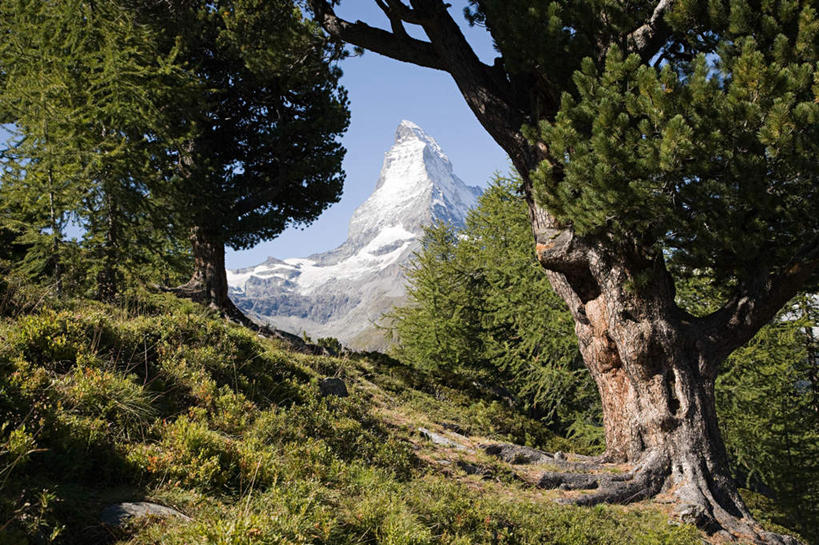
[227,121,482,350]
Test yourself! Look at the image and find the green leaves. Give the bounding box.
[0,0,195,295]
[391,176,597,430]
[717,294,819,541]
[530,0,818,288]
[151,0,350,252]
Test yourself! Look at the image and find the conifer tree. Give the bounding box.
[716,295,819,542]
[392,176,599,429]
[391,221,485,376]
[133,0,350,318]
[310,0,818,540]
[0,0,192,298]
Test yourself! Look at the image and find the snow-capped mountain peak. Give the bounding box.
[347,120,479,253]
[227,121,482,350]
[392,119,449,160]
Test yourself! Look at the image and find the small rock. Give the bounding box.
[456,461,483,475]
[481,443,550,464]
[418,427,469,450]
[100,502,190,527]
[554,451,566,461]
[319,377,348,397]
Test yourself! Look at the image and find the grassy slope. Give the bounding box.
[0,289,780,544]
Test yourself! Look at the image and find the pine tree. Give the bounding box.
[311,1,818,540]
[398,177,819,538]
[131,0,350,318]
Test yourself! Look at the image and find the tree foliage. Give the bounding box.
[140,0,351,252]
[511,0,819,291]
[0,0,350,305]
[716,294,819,542]
[391,176,600,435]
[0,0,193,296]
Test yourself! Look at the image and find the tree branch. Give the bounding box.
[534,227,591,276]
[408,0,538,175]
[626,0,677,62]
[696,241,819,374]
[310,0,538,177]
[310,1,445,70]
[384,0,428,25]
[374,0,408,37]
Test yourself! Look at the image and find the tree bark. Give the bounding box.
[534,221,799,544]
[175,226,249,323]
[187,226,229,306]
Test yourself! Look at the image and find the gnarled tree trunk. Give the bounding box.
[532,204,798,544]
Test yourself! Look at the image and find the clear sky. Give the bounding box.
[225,1,509,269]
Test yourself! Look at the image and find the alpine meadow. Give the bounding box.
[1,1,817,544]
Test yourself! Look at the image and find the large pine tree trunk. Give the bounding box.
[567,283,750,532]
[185,226,230,307]
[531,211,798,543]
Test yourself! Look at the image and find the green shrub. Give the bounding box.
[57,366,156,439]
[128,415,240,490]
[0,294,708,544]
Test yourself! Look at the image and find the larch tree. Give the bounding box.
[308,0,818,542]
[392,177,595,429]
[134,0,350,318]
[0,0,192,298]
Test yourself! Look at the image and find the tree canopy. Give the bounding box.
[0,0,192,296]
[145,0,351,251]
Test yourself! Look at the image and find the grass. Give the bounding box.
[0,287,707,544]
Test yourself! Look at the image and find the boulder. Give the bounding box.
[319,377,348,397]
[418,427,471,451]
[481,443,551,464]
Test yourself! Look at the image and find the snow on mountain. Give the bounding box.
[227,120,482,350]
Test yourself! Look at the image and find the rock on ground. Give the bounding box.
[319,377,348,397]
[100,502,190,527]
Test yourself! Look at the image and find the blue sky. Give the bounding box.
[226,1,508,268]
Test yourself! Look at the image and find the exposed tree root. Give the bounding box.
[544,449,667,505]
[534,449,801,545]
[481,442,605,471]
[172,282,254,324]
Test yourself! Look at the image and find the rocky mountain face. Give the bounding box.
[227,120,481,350]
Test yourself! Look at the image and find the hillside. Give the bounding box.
[0,284,802,545]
